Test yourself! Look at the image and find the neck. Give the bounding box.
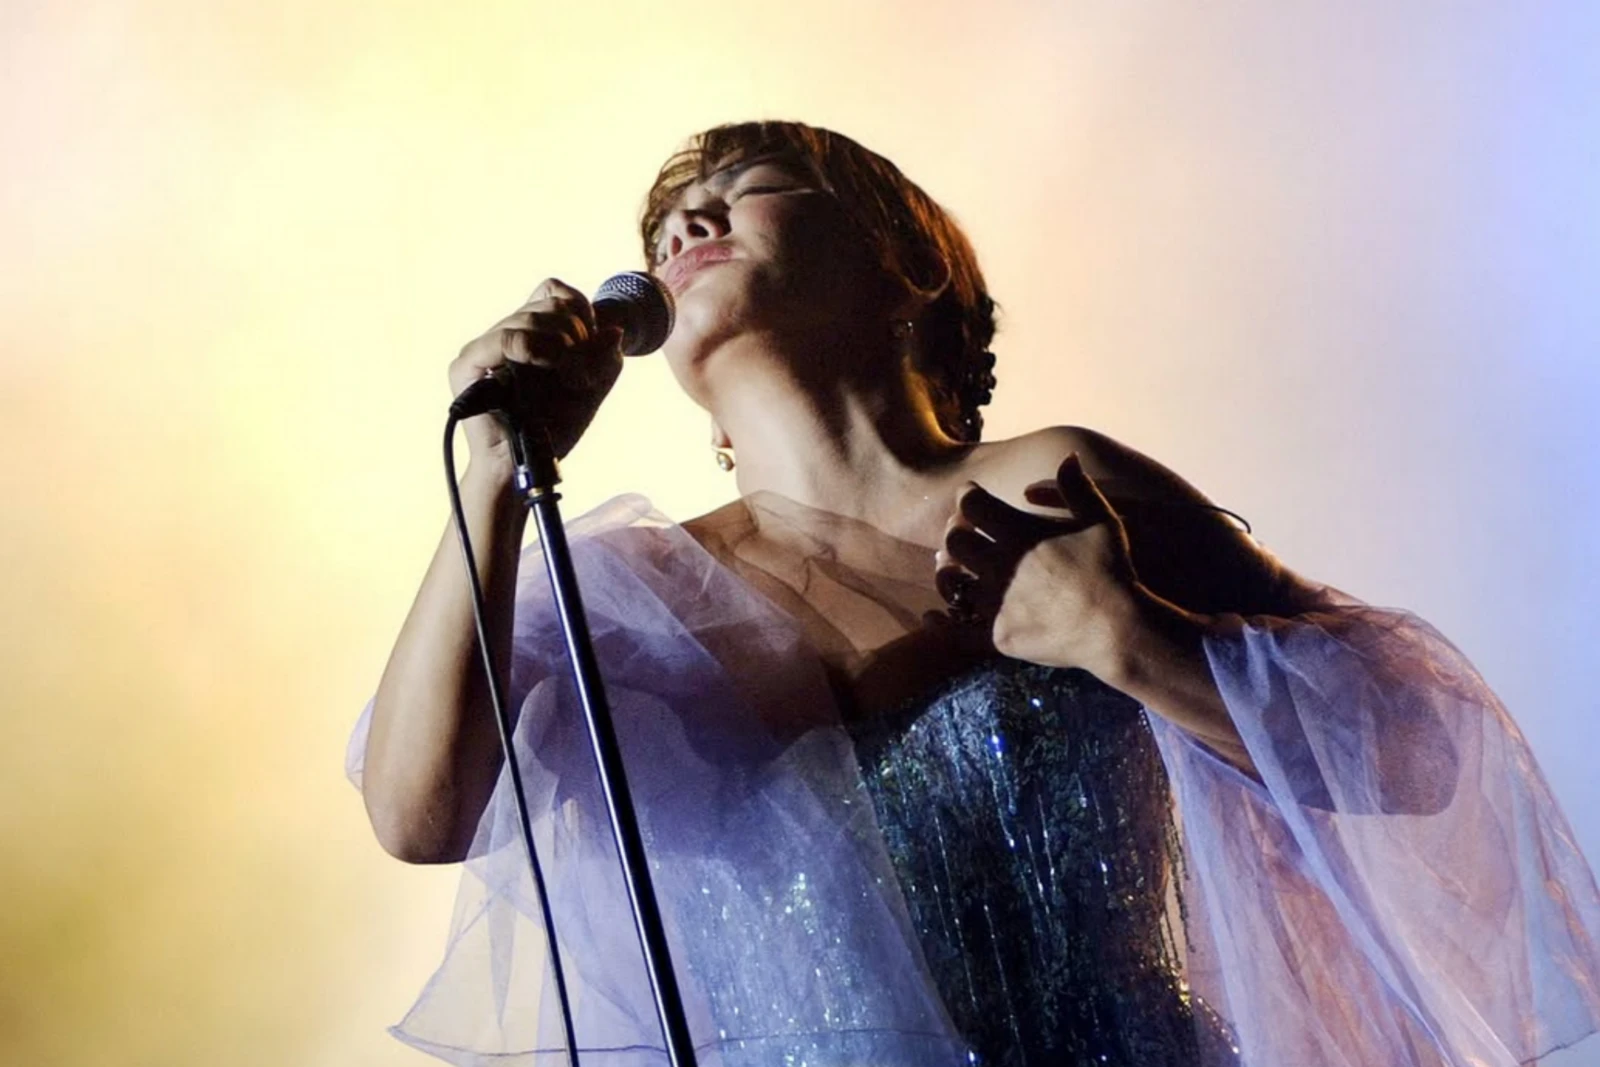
[703,333,969,543]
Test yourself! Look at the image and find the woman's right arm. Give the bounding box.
[360,279,623,864]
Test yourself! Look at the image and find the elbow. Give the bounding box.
[376,827,469,866]
[358,717,500,864]
[1378,711,1460,816]
[363,789,473,865]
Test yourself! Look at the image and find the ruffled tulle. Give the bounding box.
[349,497,970,1064]
[1152,607,1600,1065]
[349,495,1600,1065]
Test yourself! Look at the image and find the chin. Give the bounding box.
[660,315,734,406]
[663,287,748,366]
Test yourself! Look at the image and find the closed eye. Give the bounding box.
[650,178,812,263]
[731,184,795,199]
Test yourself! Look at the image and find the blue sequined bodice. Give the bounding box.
[851,659,1237,1067]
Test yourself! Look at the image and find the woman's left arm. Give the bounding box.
[939,425,1462,806]
[937,435,1266,778]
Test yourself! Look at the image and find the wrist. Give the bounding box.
[461,450,516,491]
[1100,587,1256,774]
[1098,586,1208,691]
[458,457,528,527]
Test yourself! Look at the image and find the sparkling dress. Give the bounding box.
[347,495,1600,1067]
[854,659,1240,1066]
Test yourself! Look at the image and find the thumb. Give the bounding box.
[1055,452,1115,523]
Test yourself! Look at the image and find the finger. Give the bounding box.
[524,278,598,339]
[456,320,573,374]
[526,276,584,306]
[935,563,1002,622]
[1054,452,1116,524]
[1023,481,1069,509]
[938,506,986,566]
[499,307,592,335]
[488,309,589,363]
[956,482,1036,539]
[500,323,581,366]
[563,335,625,392]
[495,312,621,388]
[535,304,595,348]
[934,561,971,599]
[943,525,1004,577]
[934,563,979,609]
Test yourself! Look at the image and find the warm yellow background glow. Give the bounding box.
[5,3,1597,1064]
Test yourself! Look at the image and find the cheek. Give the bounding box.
[765,234,888,322]
[751,199,872,280]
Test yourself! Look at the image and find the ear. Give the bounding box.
[710,420,732,450]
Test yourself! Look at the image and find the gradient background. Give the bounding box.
[4,2,1598,1064]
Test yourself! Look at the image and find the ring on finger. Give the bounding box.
[942,571,985,626]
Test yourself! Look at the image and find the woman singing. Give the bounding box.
[350,121,1600,1066]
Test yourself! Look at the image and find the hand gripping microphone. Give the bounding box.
[449,271,675,420]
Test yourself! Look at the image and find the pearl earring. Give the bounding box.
[711,422,735,472]
[890,319,915,340]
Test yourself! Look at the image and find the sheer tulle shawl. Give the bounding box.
[1150,606,1600,1065]
[348,495,1600,1066]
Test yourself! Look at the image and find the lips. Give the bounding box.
[662,242,735,295]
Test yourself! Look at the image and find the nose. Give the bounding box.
[659,201,730,263]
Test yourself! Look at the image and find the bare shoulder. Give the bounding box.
[968,424,1218,510]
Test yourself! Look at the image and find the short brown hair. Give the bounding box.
[640,121,999,441]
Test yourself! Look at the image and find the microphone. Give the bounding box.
[450,271,674,419]
[593,270,676,357]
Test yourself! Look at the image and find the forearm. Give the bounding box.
[1100,589,1259,780]
[364,458,528,863]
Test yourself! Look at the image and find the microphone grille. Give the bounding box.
[594,271,675,356]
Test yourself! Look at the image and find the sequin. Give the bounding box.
[851,658,1240,1066]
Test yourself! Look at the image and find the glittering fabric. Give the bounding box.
[855,658,1237,1067]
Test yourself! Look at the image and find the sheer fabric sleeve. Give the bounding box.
[345,495,968,1067]
[1148,604,1600,1066]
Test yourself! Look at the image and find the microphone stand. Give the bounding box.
[504,419,700,1067]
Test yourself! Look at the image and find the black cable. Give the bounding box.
[443,414,580,1066]
[1171,500,1253,535]
[1129,498,1254,535]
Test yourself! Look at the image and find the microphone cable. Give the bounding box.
[443,412,580,1067]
